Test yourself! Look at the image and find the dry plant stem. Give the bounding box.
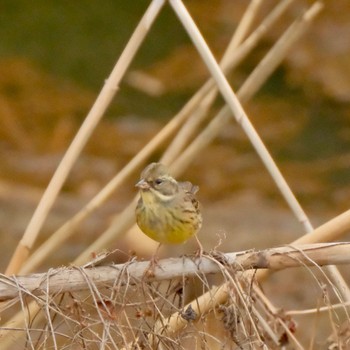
[14,279,34,347]
[252,305,280,346]
[21,0,294,276]
[227,271,264,343]
[161,0,265,163]
[294,209,350,244]
[160,90,214,165]
[156,0,350,339]
[229,0,264,49]
[151,284,230,344]
[254,284,306,350]
[170,0,300,170]
[171,1,350,302]
[78,0,316,264]
[239,1,324,102]
[257,207,350,282]
[44,273,57,349]
[162,0,294,164]
[172,1,325,241]
[254,283,280,315]
[287,301,350,316]
[169,0,317,233]
[5,0,166,276]
[79,268,118,347]
[172,0,350,302]
[278,319,304,350]
[1,243,349,302]
[163,205,350,339]
[220,0,294,74]
[0,293,40,345]
[324,265,350,304]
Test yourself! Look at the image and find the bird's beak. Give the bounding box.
[135,179,150,190]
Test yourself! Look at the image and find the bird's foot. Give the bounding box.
[194,235,205,258]
[143,255,160,278]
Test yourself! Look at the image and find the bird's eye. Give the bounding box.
[154,178,163,185]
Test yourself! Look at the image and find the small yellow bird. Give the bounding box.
[135,163,202,247]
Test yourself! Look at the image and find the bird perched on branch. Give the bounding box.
[135,162,202,256]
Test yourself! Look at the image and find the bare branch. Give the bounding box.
[1,242,349,302]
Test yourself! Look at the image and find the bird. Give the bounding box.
[135,162,202,260]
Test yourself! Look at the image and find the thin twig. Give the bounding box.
[1,243,350,302]
[44,270,58,350]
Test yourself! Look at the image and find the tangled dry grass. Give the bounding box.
[3,261,266,349]
[1,243,350,349]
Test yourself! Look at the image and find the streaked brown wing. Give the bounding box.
[179,181,200,212]
[179,181,199,195]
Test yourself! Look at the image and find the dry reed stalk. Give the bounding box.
[154,204,350,344]
[256,207,350,284]
[286,301,350,316]
[169,0,295,164]
[5,0,166,276]
[19,0,294,276]
[153,239,350,330]
[228,0,263,50]
[253,286,306,349]
[146,247,347,349]
[172,0,350,308]
[145,0,350,340]
[170,0,326,241]
[172,0,350,302]
[168,0,303,176]
[169,0,318,233]
[161,0,267,163]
